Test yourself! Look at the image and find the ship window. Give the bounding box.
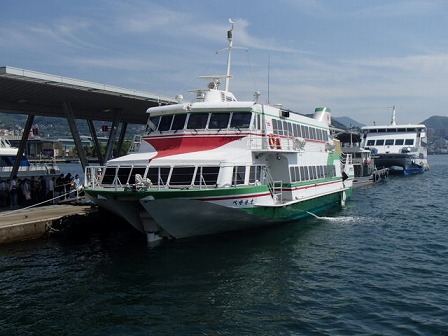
[312,166,318,179]
[187,113,209,129]
[159,115,173,131]
[146,116,160,133]
[232,166,246,185]
[295,166,300,181]
[171,114,187,131]
[289,166,295,182]
[299,166,305,181]
[194,166,220,186]
[286,122,293,137]
[303,126,310,139]
[405,139,414,145]
[117,167,132,184]
[293,124,298,137]
[310,127,316,140]
[385,139,394,145]
[230,112,251,129]
[317,166,323,178]
[367,140,375,146]
[249,165,263,183]
[209,113,230,129]
[272,119,280,133]
[376,139,385,145]
[102,167,117,184]
[147,167,170,186]
[169,167,195,186]
[395,139,404,145]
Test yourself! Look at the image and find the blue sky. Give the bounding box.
[2,0,448,125]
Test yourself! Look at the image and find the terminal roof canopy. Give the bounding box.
[0,66,176,125]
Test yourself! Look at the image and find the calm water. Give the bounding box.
[1,157,448,335]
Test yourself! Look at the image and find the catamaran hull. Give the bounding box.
[138,191,347,239]
[374,154,428,175]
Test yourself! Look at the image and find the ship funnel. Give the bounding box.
[313,107,332,124]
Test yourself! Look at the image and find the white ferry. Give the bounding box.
[0,136,60,180]
[361,106,429,175]
[83,22,354,243]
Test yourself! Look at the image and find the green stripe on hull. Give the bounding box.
[243,191,346,221]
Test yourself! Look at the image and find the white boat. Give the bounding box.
[361,106,429,175]
[83,22,354,243]
[337,131,389,187]
[0,136,61,180]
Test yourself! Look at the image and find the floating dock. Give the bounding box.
[0,204,96,245]
[353,168,389,188]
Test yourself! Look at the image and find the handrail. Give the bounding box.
[263,167,283,204]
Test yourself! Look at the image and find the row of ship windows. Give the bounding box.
[146,112,252,133]
[289,165,336,183]
[364,128,425,133]
[271,119,328,142]
[146,111,327,142]
[366,139,414,146]
[102,164,336,187]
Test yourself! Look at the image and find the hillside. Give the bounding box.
[333,116,364,129]
[421,115,448,129]
[0,113,143,139]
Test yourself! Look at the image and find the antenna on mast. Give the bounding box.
[216,19,247,92]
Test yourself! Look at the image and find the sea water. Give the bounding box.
[1,156,447,335]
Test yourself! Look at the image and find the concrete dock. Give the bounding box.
[0,204,96,244]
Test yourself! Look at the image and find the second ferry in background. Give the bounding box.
[361,106,429,175]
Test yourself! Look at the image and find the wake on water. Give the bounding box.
[306,211,361,223]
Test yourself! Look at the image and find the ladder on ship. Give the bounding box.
[264,168,283,204]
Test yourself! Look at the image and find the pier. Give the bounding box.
[0,204,97,245]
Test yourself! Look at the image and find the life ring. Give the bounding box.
[268,134,281,149]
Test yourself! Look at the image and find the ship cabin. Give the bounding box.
[361,124,427,155]
[93,94,341,196]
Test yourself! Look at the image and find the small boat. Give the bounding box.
[0,136,61,180]
[83,21,354,243]
[361,106,429,175]
[336,131,388,187]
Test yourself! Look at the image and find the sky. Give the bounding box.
[1,0,448,126]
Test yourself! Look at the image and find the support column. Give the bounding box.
[10,114,34,179]
[116,122,128,157]
[63,101,88,170]
[104,109,121,162]
[87,119,104,165]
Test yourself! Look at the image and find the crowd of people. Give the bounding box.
[0,172,82,208]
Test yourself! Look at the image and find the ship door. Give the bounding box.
[266,154,292,202]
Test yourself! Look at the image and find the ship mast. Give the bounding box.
[216,19,246,92]
[224,20,235,92]
[390,105,397,125]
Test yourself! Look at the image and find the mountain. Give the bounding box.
[333,116,365,129]
[421,116,448,129]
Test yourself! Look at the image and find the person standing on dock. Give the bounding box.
[22,178,31,206]
[64,173,72,199]
[0,179,8,207]
[48,176,55,204]
[55,173,64,200]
